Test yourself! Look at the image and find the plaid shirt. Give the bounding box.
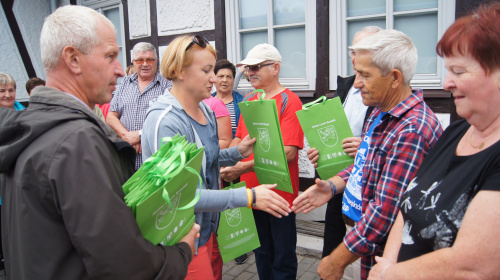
[337,89,443,279]
[109,72,171,169]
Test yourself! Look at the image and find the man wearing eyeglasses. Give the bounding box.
[107,42,171,170]
[221,44,304,280]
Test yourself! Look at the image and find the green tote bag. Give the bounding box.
[238,90,293,193]
[296,96,354,180]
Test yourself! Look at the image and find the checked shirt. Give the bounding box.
[110,72,171,169]
[337,89,443,279]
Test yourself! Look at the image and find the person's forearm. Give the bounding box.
[106,112,128,136]
[382,212,404,261]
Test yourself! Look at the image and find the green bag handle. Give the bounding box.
[161,165,202,210]
[243,89,266,106]
[302,95,326,110]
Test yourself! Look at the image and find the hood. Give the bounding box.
[0,86,126,172]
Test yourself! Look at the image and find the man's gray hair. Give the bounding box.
[132,42,158,61]
[350,29,417,85]
[0,72,16,89]
[40,5,116,72]
[355,26,383,37]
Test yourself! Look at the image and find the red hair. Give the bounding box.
[436,2,500,75]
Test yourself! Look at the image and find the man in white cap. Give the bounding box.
[221,44,304,280]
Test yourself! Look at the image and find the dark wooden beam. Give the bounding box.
[214,0,227,60]
[1,0,37,78]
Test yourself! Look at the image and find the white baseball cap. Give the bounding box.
[236,43,282,66]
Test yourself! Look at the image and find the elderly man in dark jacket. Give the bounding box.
[0,5,198,280]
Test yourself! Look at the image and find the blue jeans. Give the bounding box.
[253,209,297,280]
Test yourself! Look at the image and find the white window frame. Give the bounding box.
[225,0,316,92]
[329,0,455,90]
[79,0,128,69]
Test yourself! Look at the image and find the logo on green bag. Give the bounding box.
[154,194,181,230]
[225,208,242,227]
[318,125,339,147]
[258,128,270,152]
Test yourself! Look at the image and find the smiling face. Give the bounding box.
[133,50,157,81]
[180,48,216,102]
[444,53,500,124]
[246,62,276,90]
[215,68,234,95]
[353,53,395,111]
[79,20,124,106]
[0,83,16,109]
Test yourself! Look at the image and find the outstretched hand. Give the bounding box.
[291,178,333,214]
[179,223,200,257]
[237,135,256,158]
[253,184,291,218]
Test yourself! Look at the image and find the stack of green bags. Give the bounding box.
[122,134,204,245]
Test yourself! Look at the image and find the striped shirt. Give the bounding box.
[225,101,237,134]
[109,72,171,169]
[337,89,443,279]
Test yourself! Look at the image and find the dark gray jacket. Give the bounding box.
[0,86,191,280]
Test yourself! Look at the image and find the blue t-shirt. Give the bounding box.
[188,114,220,245]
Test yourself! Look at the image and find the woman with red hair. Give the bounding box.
[369,3,500,279]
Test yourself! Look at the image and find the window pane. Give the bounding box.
[395,13,438,74]
[240,0,267,29]
[104,8,122,45]
[394,0,438,12]
[275,27,306,78]
[347,19,386,76]
[273,0,305,25]
[241,31,268,61]
[347,0,385,17]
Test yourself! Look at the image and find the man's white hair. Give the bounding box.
[132,42,158,61]
[350,29,417,85]
[40,5,116,72]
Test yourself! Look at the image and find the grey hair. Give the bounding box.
[355,26,383,37]
[350,30,417,85]
[132,42,158,61]
[0,72,16,89]
[40,5,116,72]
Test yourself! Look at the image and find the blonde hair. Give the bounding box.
[160,35,216,81]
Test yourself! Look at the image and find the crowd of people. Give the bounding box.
[0,2,499,280]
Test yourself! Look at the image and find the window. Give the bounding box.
[330,0,455,90]
[226,0,316,92]
[79,0,127,71]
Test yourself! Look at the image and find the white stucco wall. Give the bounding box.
[128,0,151,38]
[156,0,214,36]
[0,4,30,102]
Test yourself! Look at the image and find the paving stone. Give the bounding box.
[234,271,256,280]
[298,271,321,280]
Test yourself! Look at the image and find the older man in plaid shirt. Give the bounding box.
[292,30,443,280]
[107,42,171,170]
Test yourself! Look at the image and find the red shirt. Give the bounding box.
[235,89,304,205]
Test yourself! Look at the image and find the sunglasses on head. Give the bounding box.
[244,62,275,72]
[185,35,210,52]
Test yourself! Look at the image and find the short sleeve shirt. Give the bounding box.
[398,119,500,261]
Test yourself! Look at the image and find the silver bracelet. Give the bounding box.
[327,179,337,196]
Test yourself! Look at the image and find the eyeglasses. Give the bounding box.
[185,35,210,52]
[134,58,156,65]
[348,49,356,57]
[244,63,275,72]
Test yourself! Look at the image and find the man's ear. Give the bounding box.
[61,46,82,75]
[391,69,404,89]
[273,62,281,76]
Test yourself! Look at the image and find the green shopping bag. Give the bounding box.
[123,135,204,245]
[217,182,260,263]
[238,90,293,193]
[296,96,354,180]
